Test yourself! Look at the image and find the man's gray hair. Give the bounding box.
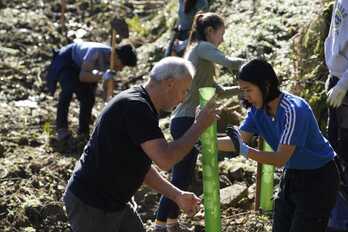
[150,57,195,81]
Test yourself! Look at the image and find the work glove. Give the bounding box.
[327,84,347,108]
[226,127,249,158]
[102,69,116,81]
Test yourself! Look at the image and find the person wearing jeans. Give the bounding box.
[46,41,137,140]
[155,117,198,223]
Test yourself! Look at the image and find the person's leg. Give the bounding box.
[336,98,348,165]
[116,203,145,232]
[337,126,348,200]
[327,75,339,151]
[328,106,338,151]
[56,69,78,133]
[332,93,348,229]
[272,176,294,232]
[155,117,197,224]
[156,152,198,223]
[289,162,338,232]
[166,149,198,220]
[56,90,72,131]
[46,51,60,95]
[63,189,123,232]
[76,82,97,135]
[338,128,348,165]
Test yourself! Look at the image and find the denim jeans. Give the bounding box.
[63,189,145,232]
[56,75,96,134]
[156,117,198,221]
[51,45,97,134]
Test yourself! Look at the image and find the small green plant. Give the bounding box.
[126,16,149,37]
[43,121,53,137]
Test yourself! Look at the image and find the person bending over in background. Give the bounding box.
[46,41,137,140]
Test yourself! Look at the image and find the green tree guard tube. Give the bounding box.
[199,87,221,232]
[260,141,275,211]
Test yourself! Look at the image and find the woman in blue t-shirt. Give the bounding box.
[219,59,338,232]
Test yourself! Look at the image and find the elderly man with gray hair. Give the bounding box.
[63,56,218,232]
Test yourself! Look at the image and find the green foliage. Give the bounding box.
[126,16,150,37]
[43,121,53,137]
[290,1,334,131]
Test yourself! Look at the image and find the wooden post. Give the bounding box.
[254,137,263,210]
[103,2,130,101]
[255,163,262,210]
[164,19,177,57]
[60,0,66,34]
[103,29,116,102]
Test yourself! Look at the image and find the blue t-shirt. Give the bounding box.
[178,0,208,31]
[71,41,111,70]
[240,92,335,170]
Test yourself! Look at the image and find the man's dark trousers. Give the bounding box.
[47,44,96,134]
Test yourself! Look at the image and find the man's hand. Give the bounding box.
[175,191,201,217]
[102,69,117,81]
[195,96,220,130]
[226,127,249,158]
[327,84,347,108]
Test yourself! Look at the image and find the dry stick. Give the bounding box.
[222,210,258,219]
[0,177,22,182]
[164,19,178,57]
[103,29,116,102]
[90,0,94,12]
[217,98,238,111]
[131,0,163,5]
[60,0,66,36]
[181,27,194,57]
[254,138,263,210]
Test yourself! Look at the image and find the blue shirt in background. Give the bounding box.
[71,41,110,70]
[178,0,208,31]
[240,92,335,170]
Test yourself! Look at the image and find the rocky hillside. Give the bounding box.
[0,0,332,231]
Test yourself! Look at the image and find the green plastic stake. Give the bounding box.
[199,87,221,232]
[259,141,275,211]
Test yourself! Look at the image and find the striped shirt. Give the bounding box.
[240,92,334,169]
